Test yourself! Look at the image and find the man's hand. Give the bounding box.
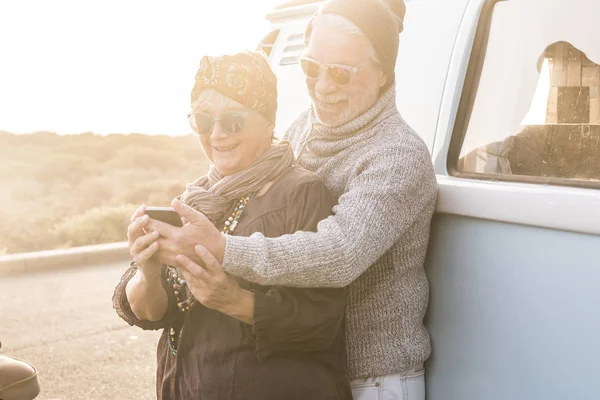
[147,199,226,267]
[175,245,254,325]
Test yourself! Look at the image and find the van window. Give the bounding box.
[453,0,600,186]
[278,33,305,66]
[395,0,468,151]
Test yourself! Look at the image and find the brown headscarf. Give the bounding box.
[181,50,293,223]
[190,50,278,122]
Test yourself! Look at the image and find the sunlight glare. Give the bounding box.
[0,0,283,135]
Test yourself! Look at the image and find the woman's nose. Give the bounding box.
[209,121,229,139]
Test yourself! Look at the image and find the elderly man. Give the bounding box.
[147,0,437,398]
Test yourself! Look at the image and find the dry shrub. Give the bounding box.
[49,204,138,249]
[1,132,211,254]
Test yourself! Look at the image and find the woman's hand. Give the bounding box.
[126,205,168,322]
[127,205,162,278]
[175,245,254,325]
[146,199,226,266]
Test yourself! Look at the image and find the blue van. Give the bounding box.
[262,1,600,399]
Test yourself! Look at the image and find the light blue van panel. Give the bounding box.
[425,214,600,400]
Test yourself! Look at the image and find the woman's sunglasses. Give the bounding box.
[188,111,250,136]
[299,56,360,86]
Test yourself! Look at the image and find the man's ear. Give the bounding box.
[378,70,388,88]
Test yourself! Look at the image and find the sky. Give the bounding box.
[0,0,283,135]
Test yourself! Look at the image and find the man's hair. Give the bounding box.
[306,13,381,66]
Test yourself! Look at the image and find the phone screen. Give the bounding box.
[144,207,183,227]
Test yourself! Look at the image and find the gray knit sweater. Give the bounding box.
[222,87,438,379]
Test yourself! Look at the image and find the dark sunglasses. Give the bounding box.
[299,56,361,86]
[188,111,250,136]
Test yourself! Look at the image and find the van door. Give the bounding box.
[425,1,600,399]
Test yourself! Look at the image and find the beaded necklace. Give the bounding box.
[167,193,256,355]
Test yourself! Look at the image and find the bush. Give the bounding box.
[33,154,99,186]
[49,204,138,249]
[1,215,56,254]
[105,146,186,172]
[0,132,212,254]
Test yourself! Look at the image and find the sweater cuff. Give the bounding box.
[222,234,261,276]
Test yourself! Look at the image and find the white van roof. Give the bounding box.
[273,0,323,9]
[267,0,323,21]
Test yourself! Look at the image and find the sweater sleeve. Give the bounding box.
[222,140,438,288]
[249,178,346,359]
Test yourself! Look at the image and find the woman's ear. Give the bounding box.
[264,121,276,143]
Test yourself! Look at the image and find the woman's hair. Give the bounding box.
[190,88,216,112]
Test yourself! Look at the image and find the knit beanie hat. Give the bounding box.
[305,0,406,90]
[191,50,278,122]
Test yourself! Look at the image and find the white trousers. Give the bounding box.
[350,365,425,400]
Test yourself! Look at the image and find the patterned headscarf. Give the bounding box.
[190,50,278,122]
[182,50,293,224]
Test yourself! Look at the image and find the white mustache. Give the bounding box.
[315,92,347,104]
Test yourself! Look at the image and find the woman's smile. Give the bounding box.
[213,143,240,152]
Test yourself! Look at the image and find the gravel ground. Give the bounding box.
[0,262,161,400]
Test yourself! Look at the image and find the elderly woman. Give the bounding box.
[112,50,351,400]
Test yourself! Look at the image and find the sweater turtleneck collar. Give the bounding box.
[299,86,399,159]
[309,85,398,140]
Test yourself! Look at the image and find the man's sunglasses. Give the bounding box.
[188,111,250,136]
[299,56,361,86]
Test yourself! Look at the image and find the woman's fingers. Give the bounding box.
[133,240,160,266]
[127,214,150,243]
[127,205,160,269]
[130,204,146,223]
[130,230,160,256]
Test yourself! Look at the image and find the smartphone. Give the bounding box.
[144,206,183,227]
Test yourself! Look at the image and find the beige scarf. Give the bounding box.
[180,142,294,224]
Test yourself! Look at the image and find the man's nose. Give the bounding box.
[314,69,337,94]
